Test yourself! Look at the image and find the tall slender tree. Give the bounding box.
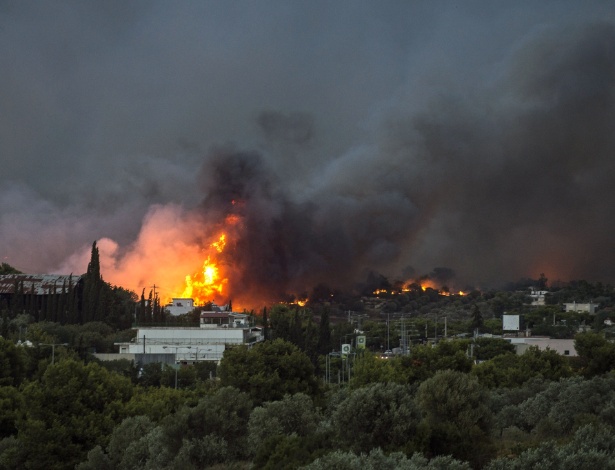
[262,307,269,341]
[317,308,332,355]
[82,241,106,323]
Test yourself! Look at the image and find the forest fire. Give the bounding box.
[372,278,468,298]
[419,279,437,291]
[179,233,229,305]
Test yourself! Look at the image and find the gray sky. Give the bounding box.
[1,1,614,300]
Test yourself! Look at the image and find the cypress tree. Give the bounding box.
[58,280,67,324]
[262,307,269,341]
[470,305,484,333]
[83,241,104,323]
[29,283,37,321]
[67,275,77,323]
[289,308,303,347]
[1,310,9,339]
[317,308,332,354]
[138,289,146,325]
[146,290,153,323]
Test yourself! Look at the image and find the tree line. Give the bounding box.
[3,328,615,468]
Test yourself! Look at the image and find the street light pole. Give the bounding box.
[40,342,69,365]
[163,346,191,389]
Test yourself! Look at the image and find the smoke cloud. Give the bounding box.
[1,2,615,306]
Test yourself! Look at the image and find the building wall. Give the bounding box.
[133,327,246,343]
[564,302,598,314]
[116,326,260,362]
[509,337,577,356]
[120,343,226,361]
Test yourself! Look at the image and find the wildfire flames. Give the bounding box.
[180,233,229,305]
[373,279,467,297]
[175,207,245,307]
[173,201,248,307]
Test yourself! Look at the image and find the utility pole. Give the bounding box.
[163,346,192,389]
[41,342,69,365]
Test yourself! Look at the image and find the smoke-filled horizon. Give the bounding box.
[1,2,614,305]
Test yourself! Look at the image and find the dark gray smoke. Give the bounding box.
[1,2,614,299]
[198,22,615,296]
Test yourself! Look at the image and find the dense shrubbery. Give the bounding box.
[1,332,615,468]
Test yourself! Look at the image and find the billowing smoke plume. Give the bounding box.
[1,3,615,306]
[197,21,615,298]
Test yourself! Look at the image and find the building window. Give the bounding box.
[564,350,570,355]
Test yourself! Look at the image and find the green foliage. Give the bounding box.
[473,346,572,388]
[159,363,198,389]
[192,360,217,381]
[330,382,420,454]
[0,386,25,438]
[0,337,26,386]
[470,304,484,332]
[473,337,516,361]
[302,448,472,470]
[253,434,317,470]
[138,362,163,387]
[160,386,253,465]
[97,358,139,383]
[248,393,321,452]
[400,341,473,384]
[78,386,253,469]
[350,341,473,387]
[505,375,615,437]
[348,351,400,387]
[317,308,332,355]
[218,339,320,404]
[574,331,615,377]
[75,445,113,470]
[79,242,137,328]
[416,369,494,466]
[15,359,133,469]
[0,263,21,274]
[485,424,615,469]
[0,436,21,469]
[125,385,197,422]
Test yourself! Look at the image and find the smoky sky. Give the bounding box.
[1,1,615,296]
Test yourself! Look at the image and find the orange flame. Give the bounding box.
[179,233,229,305]
[420,279,437,291]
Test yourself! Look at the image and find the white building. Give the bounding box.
[528,288,548,306]
[563,302,599,314]
[165,298,195,316]
[116,311,262,363]
[507,337,577,356]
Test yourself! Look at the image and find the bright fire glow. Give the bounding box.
[420,279,437,291]
[179,234,229,305]
[211,234,226,253]
[373,280,457,296]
